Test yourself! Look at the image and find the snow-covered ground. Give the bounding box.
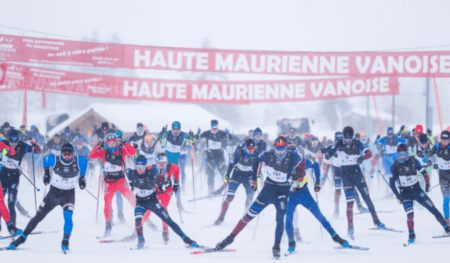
[1,163,449,262]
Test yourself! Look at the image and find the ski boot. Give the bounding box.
[214,215,224,226]
[118,210,126,225]
[104,221,112,237]
[332,233,349,247]
[333,208,339,218]
[294,228,302,241]
[182,235,197,247]
[288,238,296,252]
[209,189,221,198]
[408,232,416,243]
[216,234,235,250]
[146,220,159,232]
[374,219,386,229]
[347,225,354,239]
[177,200,184,211]
[162,227,169,244]
[62,235,70,252]
[445,225,450,235]
[357,205,369,214]
[137,235,145,249]
[272,243,281,259]
[7,222,22,236]
[8,234,26,250]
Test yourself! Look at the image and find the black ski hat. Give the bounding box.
[441,131,450,140]
[8,129,19,138]
[136,155,147,165]
[3,122,10,128]
[245,138,255,148]
[418,134,428,144]
[335,132,343,142]
[343,126,354,138]
[137,123,143,128]
[211,119,218,126]
[289,127,295,133]
[61,143,74,154]
[397,143,408,153]
[64,126,70,132]
[101,122,109,130]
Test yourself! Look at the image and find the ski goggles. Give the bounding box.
[254,134,262,140]
[344,136,352,140]
[8,137,19,143]
[137,127,144,132]
[136,164,146,169]
[398,152,408,158]
[276,146,286,151]
[106,135,117,141]
[246,146,255,151]
[361,136,368,141]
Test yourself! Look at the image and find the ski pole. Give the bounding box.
[314,190,324,240]
[85,188,99,201]
[191,146,196,209]
[431,183,440,190]
[31,148,37,212]
[177,197,184,224]
[96,167,101,223]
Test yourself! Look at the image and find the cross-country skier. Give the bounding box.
[215,136,301,258]
[138,134,162,166]
[285,155,349,252]
[325,126,387,238]
[128,154,197,249]
[43,134,63,156]
[430,131,450,223]
[287,127,302,148]
[374,127,406,198]
[196,120,232,195]
[8,143,87,252]
[213,138,257,225]
[89,132,137,236]
[127,123,148,146]
[411,134,435,190]
[60,126,77,145]
[1,129,41,225]
[390,143,450,244]
[157,121,195,209]
[0,141,22,236]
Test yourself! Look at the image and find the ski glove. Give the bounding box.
[396,194,403,204]
[427,129,432,136]
[425,183,430,193]
[98,141,104,148]
[133,142,139,149]
[400,125,405,132]
[173,183,179,193]
[224,175,230,183]
[314,182,321,192]
[251,180,257,191]
[434,164,439,170]
[376,135,381,140]
[356,156,364,164]
[43,173,50,185]
[79,176,86,190]
[188,131,195,139]
[161,125,167,134]
[197,128,201,134]
[129,182,134,191]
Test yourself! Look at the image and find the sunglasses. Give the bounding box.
[9,139,18,143]
[398,152,408,157]
[276,147,286,151]
[156,161,168,166]
[136,164,146,169]
[106,135,117,140]
[62,152,73,157]
[254,134,262,138]
[345,136,352,140]
[246,147,255,151]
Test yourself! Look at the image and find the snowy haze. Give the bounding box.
[0,0,450,261]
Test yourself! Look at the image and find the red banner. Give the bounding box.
[0,63,399,104]
[1,34,450,77]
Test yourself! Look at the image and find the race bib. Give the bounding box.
[399,175,418,187]
[105,162,122,172]
[386,145,397,154]
[208,140,222,150]
[166,142,181,153]
[340,155,358,166]
[266,166,287,182]
[1,155,19,169]
[438,159,450,170]
[51,174,78,190]
[134,187,155,197]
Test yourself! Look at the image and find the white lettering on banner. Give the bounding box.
[440,56,450,73]
[168,52,182,69]
[123,81,187,99]
[388,56,403,73]
[184,52,196,70]
[405,56,421,73]
[310,77,390,98]
[356,56,371,73]
[234,54,250,72]
[196,53,209,70]
[134,50,150,67]
[337,56,349,74]
[216,53,233,71]
[193,84,208,100]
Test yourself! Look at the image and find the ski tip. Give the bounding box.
[190,251,204,255]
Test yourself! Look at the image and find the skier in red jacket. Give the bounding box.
[89,132,137,236]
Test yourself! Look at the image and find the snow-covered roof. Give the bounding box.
[48,102,233,137]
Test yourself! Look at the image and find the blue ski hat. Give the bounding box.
[114,130,123,138]
[136,155,147,165]
[253,127,262,136]
[172,121,181,130]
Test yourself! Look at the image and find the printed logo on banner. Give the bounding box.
[0,63,5,85]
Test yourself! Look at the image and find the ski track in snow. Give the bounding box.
[1,167,448,263]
